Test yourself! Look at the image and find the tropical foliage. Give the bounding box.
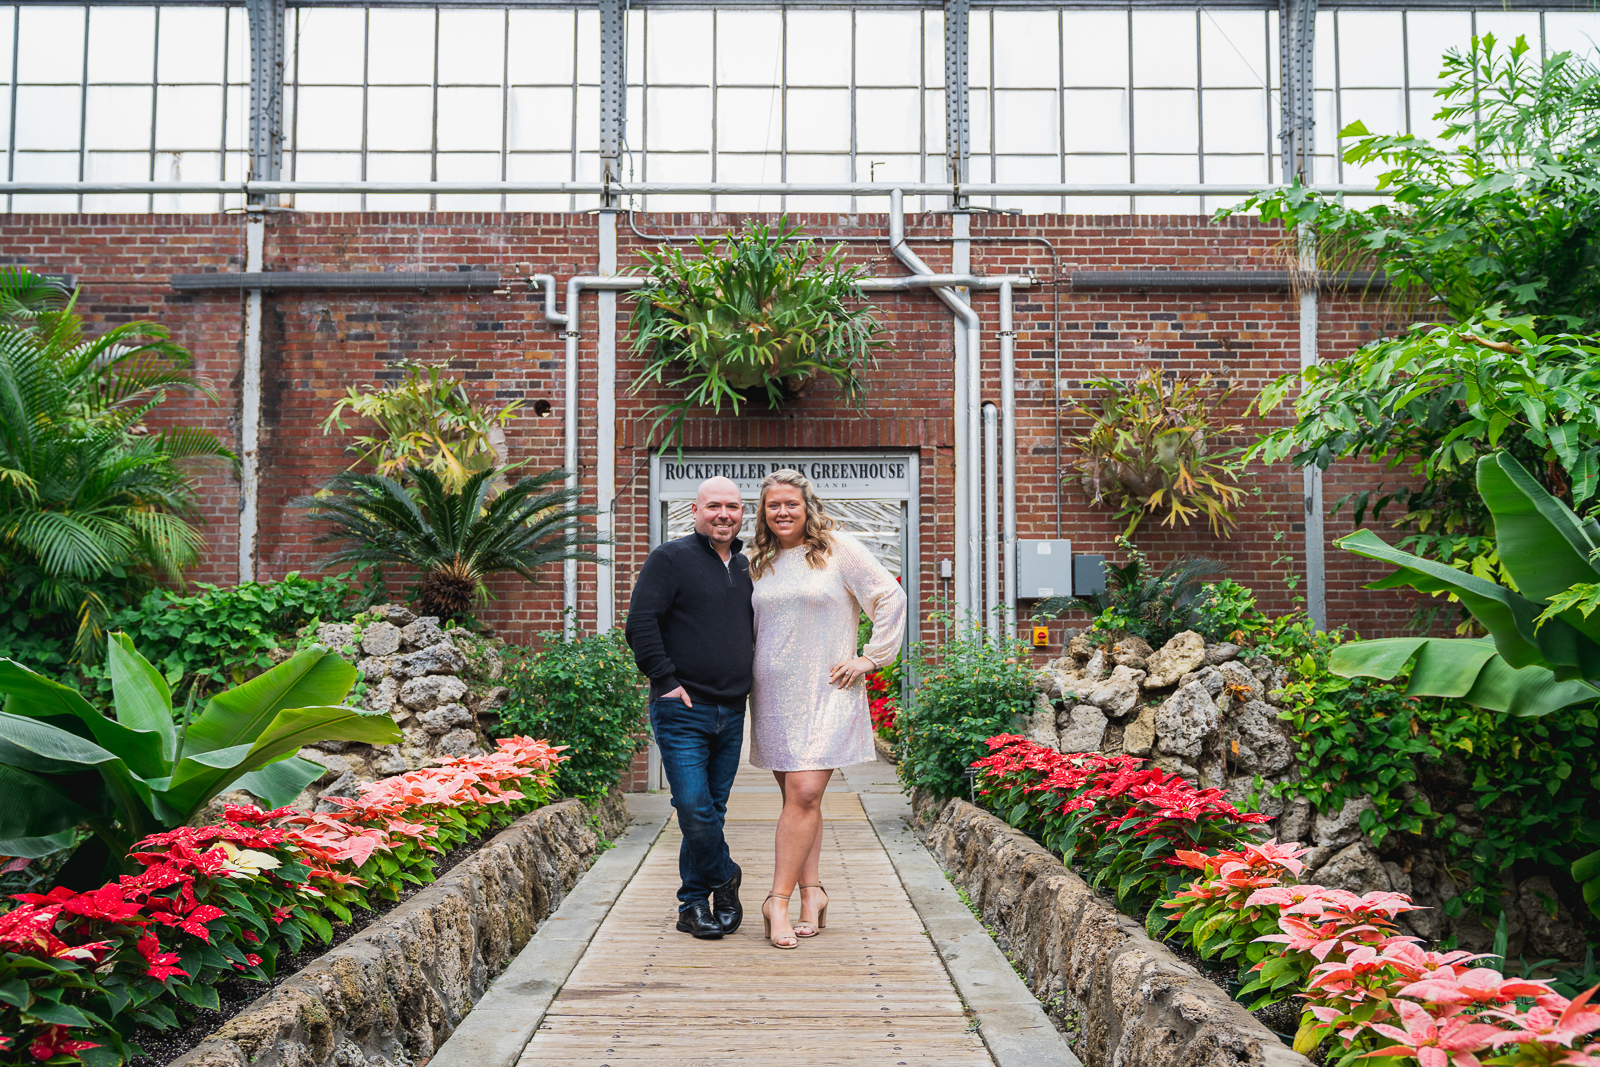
[1328,451,1600,921]
[322,361,522,492]
[0,634,399,884]
[627,218,885,452]
[1068,368,1245,537]
[0,267,234,658]
[1230,35,1600,333]
[0,737,566,1067]
[495,626,648,800]
[296,466,602,621]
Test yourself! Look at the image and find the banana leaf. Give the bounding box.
[1328,637,1600,716]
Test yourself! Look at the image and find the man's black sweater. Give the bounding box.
[625,530,755,707]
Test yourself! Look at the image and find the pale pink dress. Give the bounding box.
[748,531,907,771]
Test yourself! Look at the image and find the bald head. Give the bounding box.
[691,477,744,558]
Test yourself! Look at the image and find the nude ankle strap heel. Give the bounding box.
[762,893,799,950]
[794,883,828,938]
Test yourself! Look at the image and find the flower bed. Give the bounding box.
[1,738,567,1067]
[964,735,1600,1067]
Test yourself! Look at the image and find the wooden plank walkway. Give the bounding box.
[516,761,994,1067]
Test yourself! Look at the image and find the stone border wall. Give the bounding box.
[173,792,630,1067]
[910,790,1311,1067]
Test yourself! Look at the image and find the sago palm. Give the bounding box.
[0,267,236,654]
[297,466,604,619]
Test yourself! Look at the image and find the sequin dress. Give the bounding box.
[749,531,908,771]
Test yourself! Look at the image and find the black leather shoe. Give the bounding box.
[711,865,743,935]
[675,899,723,939]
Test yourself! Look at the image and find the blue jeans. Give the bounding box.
[650,697,744,910]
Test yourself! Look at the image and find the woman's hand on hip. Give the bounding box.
[829,656,876,689]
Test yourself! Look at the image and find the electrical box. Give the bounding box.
[1074,554,1107,598]
[1015,540,1073,599]
[1031,625,1050,648]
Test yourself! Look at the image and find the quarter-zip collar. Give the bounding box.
[691,528,744,562]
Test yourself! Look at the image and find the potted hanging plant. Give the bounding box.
[627,218,886,451]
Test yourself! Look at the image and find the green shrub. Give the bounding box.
[1259,614,1600,933]
[898,617,1038,799]
[1190,578,1271,645]
[495,627,648,800]
[84,571,383,702]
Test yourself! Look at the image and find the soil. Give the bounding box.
[1161,937,1301,1047]
[125,825,506,1067]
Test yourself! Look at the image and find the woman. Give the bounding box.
[747,468,907,949]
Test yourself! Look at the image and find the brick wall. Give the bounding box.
[0,208,1433,665]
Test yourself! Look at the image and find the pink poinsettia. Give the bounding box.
[1486,986,1600,1048]
[1360,999,1507,1067]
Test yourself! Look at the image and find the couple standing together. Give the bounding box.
[625,468,907,949]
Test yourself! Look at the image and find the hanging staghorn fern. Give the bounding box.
[627,218,886,453]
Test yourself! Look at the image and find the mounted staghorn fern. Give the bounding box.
[627,218,886,453]
[1069,369,1246,537]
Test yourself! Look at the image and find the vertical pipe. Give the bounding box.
[983,402,998,640]
[955,212,978,627]
[597,212,619,633]
[888,190,979,623]
[562,277,582,638]
[999,280,1016,639]
[239,217,264,585]
[1300,231,1325,630]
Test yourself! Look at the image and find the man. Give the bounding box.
[625,476,752,939]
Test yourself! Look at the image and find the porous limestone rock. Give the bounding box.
[393,642,467,679]
[1084,665,1146,718]
[355,655,399,682]
[1517,874,1589,960]
[398,675,469,712]
[1027,692,1060,750]
[1203,642,1242,666]
[316,623,356,651]
[1314,796,1377,849]
[1214,661,1261,704]
[418,703,474,735]
[1110,635,1153,670]
[1143,630,1207,688]
[360,621,402,657]
[1153,681,1220,759]
[436,728,480,756]
[362,676,400,717]
[400,616,449,650]
[1228,700,1293,776]
[369,603,417,627]
[1276,796,1314,845]
[1056,704,1109,753]
[1082,649,1108,682]
[1122,705,1158,757]
[1067,632,1097,660]
[1314,842,1391,895]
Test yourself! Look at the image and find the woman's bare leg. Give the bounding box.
[767,769,833,944]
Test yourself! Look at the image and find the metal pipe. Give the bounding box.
[1070,269,1386,290]
[530,272,647,635]
[597,211,619,635]
[172,270,501,291]
[983,401,998,641]
[999,280,1016,641]
[0,180,1382,197]
[238,216,265,584]
[888,187,979,621]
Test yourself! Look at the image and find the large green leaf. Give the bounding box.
[0,763,94,846]
[1477,453,1600,646]
[152,705,396,822]
[182,648,357,757]
[0,710,153,830]
[1339,528,1600,679]
[106,632,175,762]
[0,657,168,778]
[1328,636,1600,716]
[234,757,327,808]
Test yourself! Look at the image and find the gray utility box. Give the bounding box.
[1016,540,1073,599]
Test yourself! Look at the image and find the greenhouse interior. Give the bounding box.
[2,1,1600,1065]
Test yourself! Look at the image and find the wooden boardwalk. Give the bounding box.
[516,761,994,1067]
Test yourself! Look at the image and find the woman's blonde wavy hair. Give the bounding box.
[749,468,836,579]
